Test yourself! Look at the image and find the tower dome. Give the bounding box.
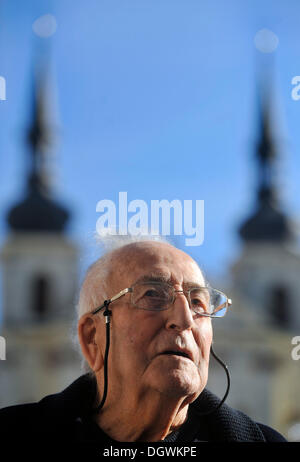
[6,70,70,233]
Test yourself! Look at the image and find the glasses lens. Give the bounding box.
[132,282,172,311]
[209,289,228,317]
[189,287,210,315]
[189,288,228,317]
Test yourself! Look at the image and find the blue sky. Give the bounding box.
[1,0,300,302]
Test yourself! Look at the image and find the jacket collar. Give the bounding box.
[38,373,98,421]
[37,373,266,442]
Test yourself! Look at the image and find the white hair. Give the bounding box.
[73,232,171,373]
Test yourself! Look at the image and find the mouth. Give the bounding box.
[159,350,192,361]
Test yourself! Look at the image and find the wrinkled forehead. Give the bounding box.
[109,242,205,291]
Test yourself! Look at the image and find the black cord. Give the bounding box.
[193,345,231,416]
[210,345,230,408]
[95,301,112,414]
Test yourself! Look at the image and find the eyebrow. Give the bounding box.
[134,273,171,285]
[133,273,205,288]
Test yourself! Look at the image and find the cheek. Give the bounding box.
[113,311,162,362]
[194,320,213,360]
[127,325,148,351]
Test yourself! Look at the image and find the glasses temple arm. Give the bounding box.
[92,288,132,315]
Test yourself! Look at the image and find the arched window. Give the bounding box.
[32,276,48,317]
[269,286,289,328]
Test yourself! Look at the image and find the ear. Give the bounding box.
[78,314,104,372]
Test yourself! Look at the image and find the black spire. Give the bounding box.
[7,67,70,233]
[239,88,293,243]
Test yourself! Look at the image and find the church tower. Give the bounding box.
[215,86,300,439]
[232,90,300,331]
[0,69,81,407]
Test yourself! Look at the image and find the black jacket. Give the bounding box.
[0,373,286,449]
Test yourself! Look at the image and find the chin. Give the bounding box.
[152,366,202,399]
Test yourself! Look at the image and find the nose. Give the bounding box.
[165,291,194,332]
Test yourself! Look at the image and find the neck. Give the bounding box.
[94,387,192,442]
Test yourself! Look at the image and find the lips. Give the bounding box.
[159,349,193,361]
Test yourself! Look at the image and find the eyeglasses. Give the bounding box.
[92,281,232,318]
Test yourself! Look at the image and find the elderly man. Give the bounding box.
[0,240,286,445]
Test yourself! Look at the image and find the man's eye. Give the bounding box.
[191,298,207,311]
[144,289,161,298]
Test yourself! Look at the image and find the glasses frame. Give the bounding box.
[92,281,232,318]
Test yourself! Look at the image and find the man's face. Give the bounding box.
[96,242,213,405]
